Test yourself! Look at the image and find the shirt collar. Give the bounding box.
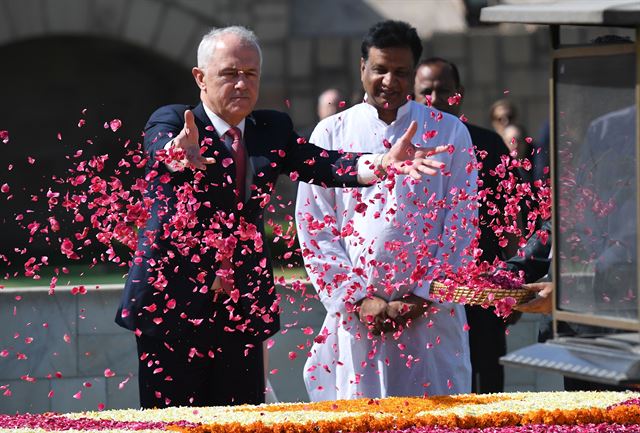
[361,96,412,123]
[202,104,246,138]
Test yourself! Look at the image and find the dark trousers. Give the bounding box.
[465,305,507,394]
[136,332,264,408]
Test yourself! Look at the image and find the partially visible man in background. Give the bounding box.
[317,88,344,120]
[489,98,529,160]
[300,88,345,140]
[414,57,518,394]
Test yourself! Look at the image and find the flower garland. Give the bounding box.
[2,392,640,433]
[364,424,640,433]
[166,392,640,433]
[0,412,197,432]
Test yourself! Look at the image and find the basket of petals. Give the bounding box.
[431,271,534,311]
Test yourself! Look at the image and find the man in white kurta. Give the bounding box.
[295,20,477,402]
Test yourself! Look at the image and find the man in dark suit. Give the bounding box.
[414,57,518,393]
[116,26,447,408]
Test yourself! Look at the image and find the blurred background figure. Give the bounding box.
[489,98,517,137]
[300,88,344,140]
[490,98,529,159]
[415,57,519,394]
[532,122,551,186]
[318,88,344,120]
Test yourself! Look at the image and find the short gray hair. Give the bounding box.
[197,26,262,70]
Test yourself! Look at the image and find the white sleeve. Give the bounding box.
[413,121,479,299]
[295,125,369,315]
[356,153,385,184]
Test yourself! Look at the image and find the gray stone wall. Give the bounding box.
[282,26,551,137]
[0,1,552,227]
[0,284,560,413]
[424,29,550,135]
[0,0,551,139]
[0,285,138,414]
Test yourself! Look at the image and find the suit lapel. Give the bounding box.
[191,103,238,206]
[242,115,262,209]
[192,103,233,161]
[191,105,269,211]
[244,114,259,178]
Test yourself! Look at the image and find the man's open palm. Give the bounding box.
[383,121,449,179]
[173,110,215,170]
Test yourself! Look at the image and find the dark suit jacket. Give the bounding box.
[464,124,528,390]
[505,219,552,283]
[466,123,512,263]
[116,103,362,343]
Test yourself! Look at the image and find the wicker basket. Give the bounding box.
[430,280,535,306]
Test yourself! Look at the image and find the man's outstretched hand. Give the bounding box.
[382,121,449,179]
[514,282,553,314]
[171,110,216,170]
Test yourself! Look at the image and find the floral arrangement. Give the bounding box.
[1,392,640,433]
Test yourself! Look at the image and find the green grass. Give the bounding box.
[1,263,129,288]
[2,217,307,289]
[272,265,308,282]
[1,263,307,288]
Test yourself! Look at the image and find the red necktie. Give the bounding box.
[217,126,246,297]
[227,126,246,202]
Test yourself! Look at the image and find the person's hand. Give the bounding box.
[357,296,389,335]
[382,121,449,180]
[514,282,553,314]
[386,294,430,327]
[171,110,216,170]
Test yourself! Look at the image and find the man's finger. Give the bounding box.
[399,120,418,143]
[395,158,444,178]
[523,283,553,306]
[408,167,422,180]
[523,282,550,293]
[184,109,196,134]
[419,145,449,157]
[186,155,214,171]
[416,160,442,176]
[417,166,438,176]
[393,162,422,180]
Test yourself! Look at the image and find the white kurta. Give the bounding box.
[295,101,477,401]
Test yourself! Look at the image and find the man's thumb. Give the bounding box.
[184,109,196,133]
[401,120,417,143]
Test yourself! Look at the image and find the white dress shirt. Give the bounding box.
[201,105,253,200]
[296,100,477,400]
[165,105,254,200]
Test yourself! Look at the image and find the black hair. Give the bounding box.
[418,57,461,88]
[361,20,423,66]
